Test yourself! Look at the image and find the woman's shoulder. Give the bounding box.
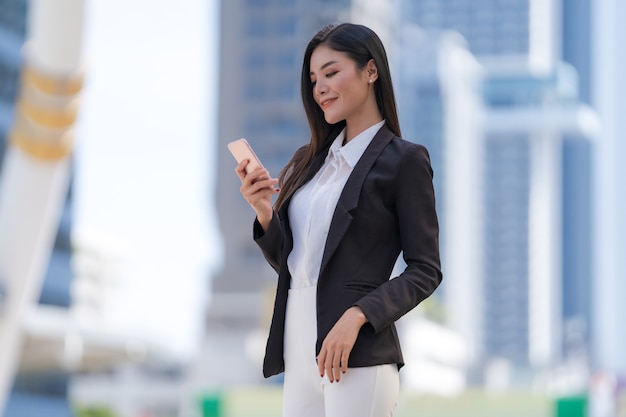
[387,136,431,161]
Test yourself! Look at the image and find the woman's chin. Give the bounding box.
[324,113,341,125]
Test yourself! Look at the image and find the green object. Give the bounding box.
[555,395,587,417]
[75,406,118,417]
[200,393,222,417]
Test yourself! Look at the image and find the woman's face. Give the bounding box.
[309,45,378,129]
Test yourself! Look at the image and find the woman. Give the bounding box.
[235,23,442,417]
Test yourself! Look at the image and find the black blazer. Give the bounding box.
[253,124,442,378]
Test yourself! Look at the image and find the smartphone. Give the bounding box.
[227,138,265,174]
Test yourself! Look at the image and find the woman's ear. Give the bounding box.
[366,59,379,82]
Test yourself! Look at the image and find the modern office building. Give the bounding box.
[394,24,483,368]
[560,0,594,368]
[563,0,626,378]
[397,0,563,66]
[481,62,597,373]
[397,0,597,385]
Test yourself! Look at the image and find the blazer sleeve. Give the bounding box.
[354,144,442,333]
[253,212,283,273]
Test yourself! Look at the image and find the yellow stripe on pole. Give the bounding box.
[10,64,82,160]
[21,65,84,95]
[9,128,74,160]
[17,100,80,128]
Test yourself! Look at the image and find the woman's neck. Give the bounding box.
[344,115,383,144]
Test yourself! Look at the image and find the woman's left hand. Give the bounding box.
[317,306,368,383]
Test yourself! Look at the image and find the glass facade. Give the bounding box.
[561,0,593,363]
[398,0,594,373]
[483,133,530,364]
[0,0,27,167]
[561,137,592,359]
[481,66,589,366]
[399,0,530,56]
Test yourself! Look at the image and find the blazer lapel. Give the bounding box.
[319,125,395,276]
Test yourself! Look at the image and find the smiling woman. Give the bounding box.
[233,23,442,417]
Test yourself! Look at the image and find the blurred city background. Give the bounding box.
[0,0,624,416]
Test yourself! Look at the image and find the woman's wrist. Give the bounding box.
[257,211,273,231]
[348,306,368,327]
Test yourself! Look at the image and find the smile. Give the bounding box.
[320,97,337,109]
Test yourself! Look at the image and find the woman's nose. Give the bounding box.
[315,79,327,95]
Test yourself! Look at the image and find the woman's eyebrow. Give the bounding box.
[310,60,338,76]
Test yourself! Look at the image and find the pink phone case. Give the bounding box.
[227,138,264,174]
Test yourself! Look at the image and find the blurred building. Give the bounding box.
[215,0,315,312]
[480,63,597,387]
[397,0,553,61]
[560,0,594,372]
[397,0,598,388]
[394,26,480,394]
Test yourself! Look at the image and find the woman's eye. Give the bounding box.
[326,71,337,78]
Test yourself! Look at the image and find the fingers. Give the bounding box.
[317,345,348,383]
[331,351,342,382]
[235,160,248,179]
[236,163,278,200]
[240,177,277,196]
[316,307,366,383]
[235,162,278,222]
[235,161,275,188]
[341,349,350,375]
[317,350,326,379]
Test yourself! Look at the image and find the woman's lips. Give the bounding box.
[320,97,337,109]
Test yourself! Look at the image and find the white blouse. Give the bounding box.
[287,120,386,289]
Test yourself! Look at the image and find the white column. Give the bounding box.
[528,133,562,367]
[592,0,626,374]
[0,0,85,411]
[440,41,485,365]
[529,0,559,73]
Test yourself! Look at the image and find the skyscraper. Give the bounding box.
[561,0,594,368]
[397,0,596,384]
[394,25,484,371]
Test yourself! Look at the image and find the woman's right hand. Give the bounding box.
[236,159,279,231]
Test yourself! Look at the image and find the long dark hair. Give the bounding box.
[274,23,401,210]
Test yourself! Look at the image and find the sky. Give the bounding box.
[74,0,222,360]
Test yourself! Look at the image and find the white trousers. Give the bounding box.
[283,286,399,417]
